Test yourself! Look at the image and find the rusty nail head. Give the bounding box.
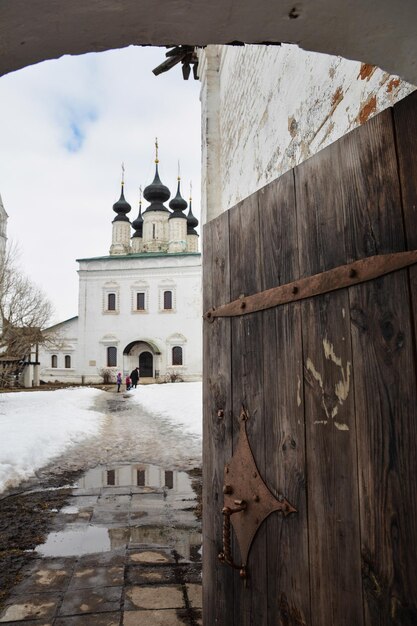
[292,285,299,294]
[239,568,247,579]
[349,268,357,278]
[223,484,233,495]
[217,409,224,418]
[225,465,229,473]
[240,301,246,309]
[253,472,257,478]
[253,494,260,502]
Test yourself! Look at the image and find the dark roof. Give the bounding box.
[143,164,171,214]
[169,179,188,219]
[112,184,131,222]
[131,202,143,237]
[186,199,199,235]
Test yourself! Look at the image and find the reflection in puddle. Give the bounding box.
[36,462,202,560]
[76,462,194,495]
[37,526,111,557]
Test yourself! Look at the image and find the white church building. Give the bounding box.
[38,155,202,384]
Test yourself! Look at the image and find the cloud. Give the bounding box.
[0,47,201,322]
[60,105,98,153]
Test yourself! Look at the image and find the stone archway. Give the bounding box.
[0,1,416,84]
[123,340,161,378]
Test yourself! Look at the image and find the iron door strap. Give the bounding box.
[218,408,297,580]
[205,250,417,320]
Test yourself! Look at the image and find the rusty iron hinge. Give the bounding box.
[205,250,417,321]
[218,408,297,580]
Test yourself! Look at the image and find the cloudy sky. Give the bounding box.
[0,46,201,322]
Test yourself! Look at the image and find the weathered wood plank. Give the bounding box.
[295,126,364,626]
[394,90,417,369]
[346,103,417,624]
[258,172,311,625]
[202,211,234,626]
[229,192,268,625]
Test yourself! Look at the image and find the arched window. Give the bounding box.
[107,346,117,367]
[107,293,116,311]
[65,355,71,368]
[164,290,172,310]
[172,346,183,366]
[51,354,57,368]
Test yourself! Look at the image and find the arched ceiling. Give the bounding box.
[0,0,416,84]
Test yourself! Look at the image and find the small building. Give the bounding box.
[38,153,202,384]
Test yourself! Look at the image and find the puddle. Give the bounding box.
[37,525,111,557]
[35,462,202,560]
[76,462,195,496]
[61,505,79,514]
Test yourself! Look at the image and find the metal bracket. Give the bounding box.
[205,250,417,321]
[218,408,297,580]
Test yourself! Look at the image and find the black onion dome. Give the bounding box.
[143,164,170,213]
[131,203,143,238]
[187,200,199,235]
[169,180,188,219]
[112,185,131,222]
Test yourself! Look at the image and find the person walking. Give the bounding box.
[116,372,122,392]
[125,374,132,391]
[130,367,139,389]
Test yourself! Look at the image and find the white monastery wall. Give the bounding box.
[77,254,202,383]
[39,316,80,383]
[199,44,415,223]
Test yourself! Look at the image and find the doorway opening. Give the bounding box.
[139,351,153,378]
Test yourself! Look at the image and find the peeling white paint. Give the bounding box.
[200,45,415,223]
[323,337,342,367]
[323,336,351,405]
[314,420,328,425]
[342,307,346,318]
[306,358,324,390]
[306,337,352,426]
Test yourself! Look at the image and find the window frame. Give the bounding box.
[172,345,183,366]
[136,291,145,311]
[107,346,117,367]
[163,290,173,310]
[107,292,116,311]
[64,355,71,369]
[51,354,58,368]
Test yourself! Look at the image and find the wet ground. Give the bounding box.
[0,390,202,625]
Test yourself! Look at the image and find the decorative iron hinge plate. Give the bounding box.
[218,408,297,580]
[205,250,417,320]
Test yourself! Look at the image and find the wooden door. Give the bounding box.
[203,90,417,626]
[139,351,153,377]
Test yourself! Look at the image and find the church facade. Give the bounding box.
[38,156,202,384]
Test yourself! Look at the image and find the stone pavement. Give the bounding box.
[0,464,202,625]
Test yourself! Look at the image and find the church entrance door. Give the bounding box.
[139,351,153,378]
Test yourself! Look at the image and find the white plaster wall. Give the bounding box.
[131,236,143,253]
[77,253,202,382]
[199,44,415,222]
[38,317,80,383]
[168,217,187,253]
[142,212,169,252]
[110,221,131,255]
